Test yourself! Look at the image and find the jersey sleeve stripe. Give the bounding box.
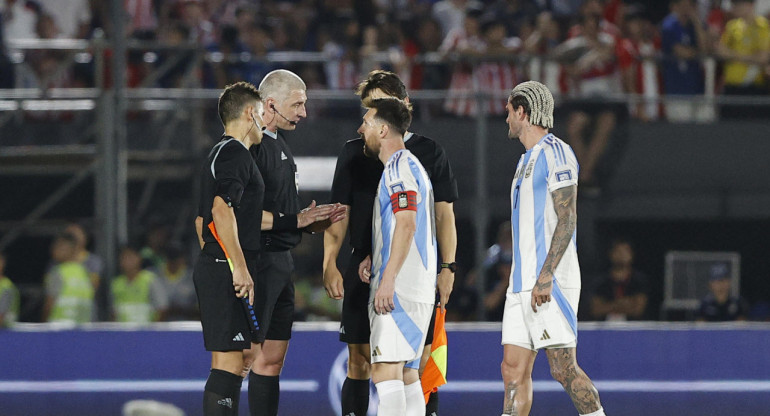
[556,141,567,165]
[209,138,235,179]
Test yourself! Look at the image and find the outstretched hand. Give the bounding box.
[304,203,347,233]
[298,201,348,230]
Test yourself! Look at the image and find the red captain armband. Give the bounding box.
[391,191,417,213]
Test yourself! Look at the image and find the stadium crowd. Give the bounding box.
[2,0,770,326]
[1,0,769,121]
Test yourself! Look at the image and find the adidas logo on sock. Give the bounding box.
[217,398,233,408]
[232,332,245,342]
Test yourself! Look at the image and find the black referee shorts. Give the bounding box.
[340,250,370,344]
[340,249,437,347]
[253,250,294,343]
[193,243,258,352]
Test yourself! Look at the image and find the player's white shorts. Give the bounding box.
[369,294,433,369]
[502,283,580,351]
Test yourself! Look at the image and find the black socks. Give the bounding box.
[203,369,242,416]
[341,377,370,416]
[425,391,439,416]
[248,372,280,416]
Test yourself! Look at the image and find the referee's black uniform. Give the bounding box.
[194,136,264,351]
[249,129,302,343]
[331,133,458,345]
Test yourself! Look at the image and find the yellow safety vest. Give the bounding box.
[112,270,157,323]
[48,262,94,323]
[0,276,20,327]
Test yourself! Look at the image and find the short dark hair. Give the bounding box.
[366,98,412,136]
[355,70,408,100]
[509,94,532,120]
[218,81,261,126]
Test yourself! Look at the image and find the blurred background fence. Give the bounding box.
[2,0,770,325]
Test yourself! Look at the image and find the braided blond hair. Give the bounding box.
[509,81,554,129]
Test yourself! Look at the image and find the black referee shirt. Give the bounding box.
[330,133,458,255]
[251,129,302,251]
[198,137,265,251]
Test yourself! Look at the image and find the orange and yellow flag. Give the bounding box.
[421,306,447,403]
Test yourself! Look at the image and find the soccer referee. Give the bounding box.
[245,69,347,416]
[193,81,265,416]
[323,70,459,416]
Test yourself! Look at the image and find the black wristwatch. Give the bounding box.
[440,262,457,273]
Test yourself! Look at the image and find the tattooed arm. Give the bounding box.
[531,184,577,312]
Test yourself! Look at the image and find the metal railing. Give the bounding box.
[2,35,769,321]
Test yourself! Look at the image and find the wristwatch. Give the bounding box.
[440,262,457,273]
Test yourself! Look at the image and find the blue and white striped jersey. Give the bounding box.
[509,133,581,293]
[371,149,437,304]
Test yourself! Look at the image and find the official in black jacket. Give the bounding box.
[245,69,347,416]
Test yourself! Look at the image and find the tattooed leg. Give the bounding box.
[545,348,601,414]
[503,382,518,416]
[501,345,537,416]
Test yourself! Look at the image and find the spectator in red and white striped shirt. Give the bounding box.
[442,12,519,116]
[618,8,662,121]
[557,13,622,187]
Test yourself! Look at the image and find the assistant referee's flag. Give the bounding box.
[207,222,260,332]
[421,306,447,403]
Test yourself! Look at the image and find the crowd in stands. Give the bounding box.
[2,0,770,326]
[1,0,769,120]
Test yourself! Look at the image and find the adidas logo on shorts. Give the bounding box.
[539,329,551,341]
[232,332,245,342]
[217,398,233,408]
[371,346,382,357]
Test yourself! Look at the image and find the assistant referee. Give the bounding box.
[323,70,459,416]
[193,81,265,416]
[245,69,347,416]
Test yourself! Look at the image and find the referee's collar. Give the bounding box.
[403,132,414,142]
[263,129,278,140]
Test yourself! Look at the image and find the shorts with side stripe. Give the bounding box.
[193,243,259,351]
[501,283,580,351]
[340,250,437,347]
[369,294,433,369]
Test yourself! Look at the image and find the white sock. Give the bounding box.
[581,407,606,416]
[404,381,425,416]
[375,380,405,416]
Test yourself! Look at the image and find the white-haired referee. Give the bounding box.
[499,81,606,416]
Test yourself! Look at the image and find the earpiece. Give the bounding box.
[270,103,297,126]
